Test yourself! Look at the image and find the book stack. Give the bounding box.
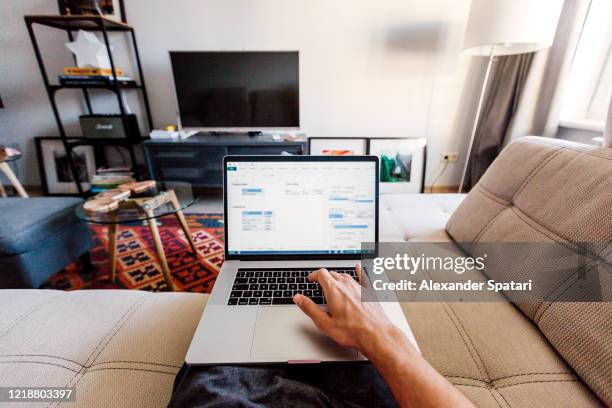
[59,67,136,87]
[90,165,135,193]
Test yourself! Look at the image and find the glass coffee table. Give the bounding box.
[75,181,199,291]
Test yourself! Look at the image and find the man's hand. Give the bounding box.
[293,265,475,408]
[292,265,398,354]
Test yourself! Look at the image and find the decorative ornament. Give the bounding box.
[65,30,113,69]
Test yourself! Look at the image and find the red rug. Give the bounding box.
[42,214,224,293]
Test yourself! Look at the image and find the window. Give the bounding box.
[561,0,612,131]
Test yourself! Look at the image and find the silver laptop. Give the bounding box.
[186,155,417,365]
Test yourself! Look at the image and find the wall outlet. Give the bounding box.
[441,152,459,163]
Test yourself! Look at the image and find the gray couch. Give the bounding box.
[0,197,93,288]
[0,137,609,407]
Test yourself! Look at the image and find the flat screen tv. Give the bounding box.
[170,51,299,131]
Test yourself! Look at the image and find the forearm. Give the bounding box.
[360,326,474,408]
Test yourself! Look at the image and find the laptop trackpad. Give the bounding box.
[252,307,357,361]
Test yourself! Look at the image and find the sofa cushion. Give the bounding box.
[445,136,612,405]
[402,301,603,407]
[380,194,464,241]
[0,197,84,255]
[0,290,207,408]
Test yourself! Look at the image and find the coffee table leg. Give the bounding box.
[0,162,28,198]
[168,190,198,255]
[108,223,118,282]
[146,215,176,291]
[0,183,6,197]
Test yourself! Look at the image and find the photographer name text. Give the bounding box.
[372,279,533,293]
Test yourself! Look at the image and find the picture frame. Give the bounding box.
[58,0,127,23]
[308,137,368,156]
[368,138,426,194]
[35,137,97,196]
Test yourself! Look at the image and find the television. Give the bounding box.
[170,51,300,132]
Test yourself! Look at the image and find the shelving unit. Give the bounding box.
[24,14,154,196]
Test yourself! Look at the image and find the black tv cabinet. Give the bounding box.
[143,134,306,188]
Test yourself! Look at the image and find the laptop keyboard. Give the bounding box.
[227,268,358,306]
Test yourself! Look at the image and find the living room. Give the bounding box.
[0,0,610,407]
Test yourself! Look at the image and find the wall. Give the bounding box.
[0,0,478,188]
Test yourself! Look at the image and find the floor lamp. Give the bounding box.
[458,0,564,193]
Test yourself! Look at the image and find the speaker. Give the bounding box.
[79,114,140,140]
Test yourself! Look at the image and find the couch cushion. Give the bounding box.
[380,194,464,241]
[0,197,84,255]
[402,301,603,407]
[445,136,612,405]
[0,290,207,407]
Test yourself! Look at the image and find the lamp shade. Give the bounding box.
[464,0,564,56]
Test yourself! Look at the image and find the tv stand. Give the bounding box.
[196,131,263,137]
[143,134,306,189]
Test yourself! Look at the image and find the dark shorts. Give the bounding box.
[169,362,397,408]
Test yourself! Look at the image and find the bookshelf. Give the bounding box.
[24,15,154,196]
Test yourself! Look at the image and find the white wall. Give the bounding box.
[1,0,479,188]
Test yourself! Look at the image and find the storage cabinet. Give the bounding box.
[143,134,306,188]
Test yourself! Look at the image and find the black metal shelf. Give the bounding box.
[67,137,148,147]
[24,15,132,32]
[49,83,144,92]
[25,14,154,197]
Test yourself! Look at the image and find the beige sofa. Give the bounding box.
[0,137,610,407]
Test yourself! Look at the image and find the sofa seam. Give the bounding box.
[495,379,578,390]
[0,360,79,373]
[84,367,178,376]
[442,304,511,408]
[475,185,511,207]
[473,206,507,245]
[0,355,181,369]
[0,294,61,340]
[56,295,148,408]
[452,382,488,389]
[418,267,494,391]
[536,142,612,162]
[513,148,566,200]
[416,265,499,407]
[509,207,606,323]
[440,304,491,383]
[89,360,181,369]
[490,388,512,408]
[445,372,572,383]
[86,296,149,366]
[511,205,609,264]
[534,262,602,324]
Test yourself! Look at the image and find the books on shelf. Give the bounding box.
[97,165,132,174]
[90,166,135,193]
[59,75,137,87]
[150,129,179,140]
[64,67,124,76]
[149,129,198,141]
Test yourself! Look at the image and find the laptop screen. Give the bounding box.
[225,158,377,257]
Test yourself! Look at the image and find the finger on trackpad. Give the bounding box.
[251,307,356,361]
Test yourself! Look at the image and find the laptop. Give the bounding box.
[186,155,417,364]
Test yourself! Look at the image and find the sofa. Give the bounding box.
[0,136,610,407]
[0,197,93,288]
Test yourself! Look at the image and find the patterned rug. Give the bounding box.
[42,214,224,293]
